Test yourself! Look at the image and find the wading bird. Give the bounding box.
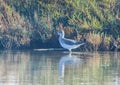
[58,30,85,52]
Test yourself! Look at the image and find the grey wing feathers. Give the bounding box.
[62,38,82,45]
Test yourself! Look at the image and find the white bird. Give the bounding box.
[58,30,85,52]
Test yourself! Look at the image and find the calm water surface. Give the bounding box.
[0,50,120,85]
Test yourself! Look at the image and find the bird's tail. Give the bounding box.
[78,38,86,45]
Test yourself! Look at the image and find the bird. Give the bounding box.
[58,30,85,52]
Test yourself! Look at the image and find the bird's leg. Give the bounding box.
[69,49,72,53]
[68,52,72,57]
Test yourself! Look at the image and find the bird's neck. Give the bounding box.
[62,33,65,38]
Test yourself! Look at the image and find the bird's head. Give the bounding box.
[57,30,65,37]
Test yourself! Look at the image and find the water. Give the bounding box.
[0,50,120,85]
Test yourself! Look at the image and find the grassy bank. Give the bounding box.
[0,0,120,51]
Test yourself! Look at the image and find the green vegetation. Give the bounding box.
[0,0,120,50]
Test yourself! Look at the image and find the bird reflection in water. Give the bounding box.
[58,53,83,85]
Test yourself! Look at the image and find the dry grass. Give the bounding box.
[86,32,101,50]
